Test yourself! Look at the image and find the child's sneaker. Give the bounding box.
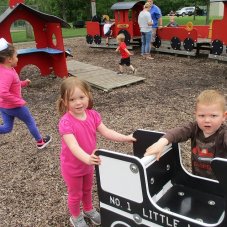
[70,215,89,227]
[146,56,154,60]
[37,135,52,149]
[132,68,137,74]
[83,208,101,225]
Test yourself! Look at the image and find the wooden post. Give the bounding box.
[91,0,96,17]
[25,22,34,39]
[206,0,210,25]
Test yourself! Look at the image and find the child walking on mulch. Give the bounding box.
[57,77,136,227]
[0,38,51,149]
[115,33,136,75]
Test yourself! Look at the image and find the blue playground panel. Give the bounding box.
[17,48,63,55]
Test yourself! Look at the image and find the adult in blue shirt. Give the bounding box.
[147,0,163,48]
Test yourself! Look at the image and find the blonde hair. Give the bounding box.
[116,33,125,42]
[0,43,15,63]
[57,77,93,115]
[144,2,151,8]
[196,90,226,112]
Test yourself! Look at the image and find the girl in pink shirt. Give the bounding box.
[57,77,136,227]
[0,38,51,149]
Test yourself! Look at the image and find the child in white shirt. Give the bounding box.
[103,20,115,46]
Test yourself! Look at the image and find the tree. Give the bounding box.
[22,0,211,24]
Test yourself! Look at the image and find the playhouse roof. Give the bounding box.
[0,3,70,28]
[110,1,145,10]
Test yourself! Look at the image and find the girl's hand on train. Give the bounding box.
[88,152,101,165]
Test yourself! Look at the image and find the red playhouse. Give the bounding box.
[86,1,144,48]
[0,0,70,78]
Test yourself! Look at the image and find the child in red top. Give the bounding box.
[115,34,136,75]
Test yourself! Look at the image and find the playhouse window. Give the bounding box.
[11,20,35,44]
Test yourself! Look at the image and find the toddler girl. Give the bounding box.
[57,77,135,227]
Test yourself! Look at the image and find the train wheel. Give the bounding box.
[183,38,194,51]
[153,36,161,48]
[86,34,93,44]
[170,36,181,50]
[211,39,223,55]
[94,34,102,45]
[118,30,131,45]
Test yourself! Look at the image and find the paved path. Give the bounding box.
[67,60,145,92]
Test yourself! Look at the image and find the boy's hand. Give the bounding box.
[144,138,168,160]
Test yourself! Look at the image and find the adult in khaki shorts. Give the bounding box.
[147,0,163,49]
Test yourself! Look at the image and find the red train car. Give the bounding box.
[155,0,227,60]
[86,1,144,47]
[86,0,227,61]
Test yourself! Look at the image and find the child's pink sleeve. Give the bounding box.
[20,80,29,87]
[94,110,102,127]
[59,118,74,136]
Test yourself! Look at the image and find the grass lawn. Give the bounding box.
[10,16,221,43]
[11,27,86,43]
[162,15,221,26]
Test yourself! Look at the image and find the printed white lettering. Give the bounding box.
[160,214,165,223]
[109,196,120,207]
[126,202,131,211]
[153,211,158,221]
[166,216,173,226]
[149,210,153,219]
[142,208,181,227]
[143,208,148,218]
[173,219,180,227]
[110,200,186,227]
[110,196,115,204]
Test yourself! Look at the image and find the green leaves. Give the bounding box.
[2,0,210,23]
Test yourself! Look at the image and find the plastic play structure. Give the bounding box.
[0,0,70,77]
[86,0,227,61]
[95,130,227,227]
[86,1,144,48]
[154,0,227,61]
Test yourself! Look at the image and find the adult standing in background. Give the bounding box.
[138,2,154,59]
[147,0,163,50]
